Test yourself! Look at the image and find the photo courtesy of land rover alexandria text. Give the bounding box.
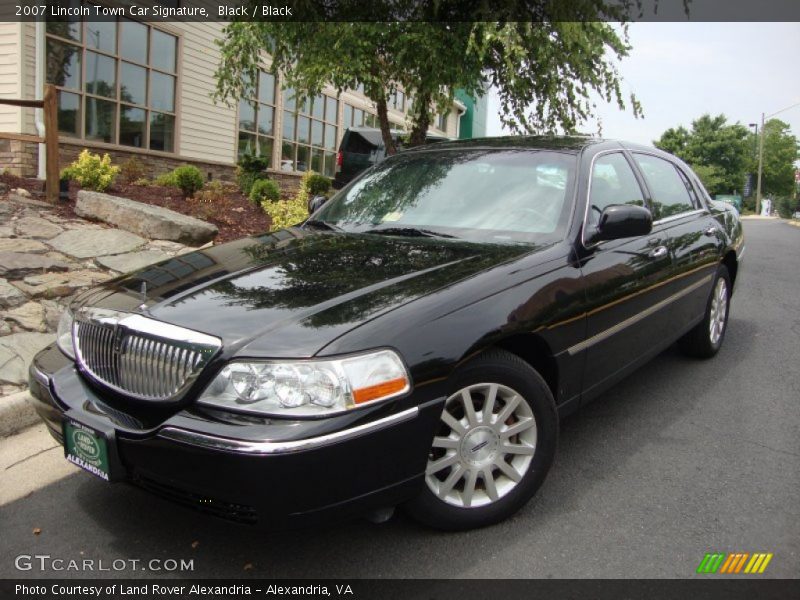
[29,136,744,530]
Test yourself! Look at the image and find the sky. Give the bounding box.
[485,22,800,150]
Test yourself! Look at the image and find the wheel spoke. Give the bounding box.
[494,458,523,482]
[494,394,520,425]
[462,469,478,507]
[461,389,479,426]
[427,452,458,475]
[441,410,467,436]
[482,384,498,423]
[502,442,535,456]
[500,416,536,439]
[437,463,465,498]
[482,467,500,501]
[432,436,459,450]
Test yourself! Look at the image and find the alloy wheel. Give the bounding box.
[425,383,537,508]
[709,277,728,346]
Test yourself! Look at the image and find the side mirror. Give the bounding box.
[308,195,327,214]
[588,204,652,244]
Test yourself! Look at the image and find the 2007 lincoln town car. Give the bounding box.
[29,136,744,530]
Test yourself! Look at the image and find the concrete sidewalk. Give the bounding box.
[0,422,76,507]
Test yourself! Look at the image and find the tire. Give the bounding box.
[678,265,731,359]
[404,349,558,531]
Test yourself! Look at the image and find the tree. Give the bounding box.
[754,119,799,198]
[214,2,650,154]
[654,114,749,196]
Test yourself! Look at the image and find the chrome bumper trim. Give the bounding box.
[31,363,51,388]
[157,406,420,455]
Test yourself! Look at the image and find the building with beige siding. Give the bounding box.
[0,16,465,189]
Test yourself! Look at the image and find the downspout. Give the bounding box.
[34,20,46,179]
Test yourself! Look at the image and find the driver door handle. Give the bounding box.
[648,246,668,259]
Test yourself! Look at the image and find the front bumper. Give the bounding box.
[29,344,444,528]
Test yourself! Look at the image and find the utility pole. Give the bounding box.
[755,112,765,216]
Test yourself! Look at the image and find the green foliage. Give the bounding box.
[754,119,799,198]
[303,172,332,197]
[172,165,205,197]
[215,7,649,153]
[60,149,119,192]
[655,114,750,195]
[154,171,178,187]
[119,156,147,184]
[249,178,281,204]
[774,196,798,219]
[262,195,308,231]
[132,177,152,187]
[236,153,270,196]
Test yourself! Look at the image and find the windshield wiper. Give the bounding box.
[304,219,342,232]
[364,226,456,239]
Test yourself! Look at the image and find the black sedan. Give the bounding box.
[29,136,744,530]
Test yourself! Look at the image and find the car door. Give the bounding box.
[576,151,677,401]
[629,153,721,335]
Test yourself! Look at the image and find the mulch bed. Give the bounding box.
[0,173,272,245]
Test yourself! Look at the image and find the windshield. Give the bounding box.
[313,149,576,244]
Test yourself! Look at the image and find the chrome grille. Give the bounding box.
[74,308,221,401]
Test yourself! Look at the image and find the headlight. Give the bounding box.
[56,308,75,360]
[197,350,410,417]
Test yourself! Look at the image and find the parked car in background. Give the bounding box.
[714,194,743,212]
[333,126,449,189]
[30,136,743,531]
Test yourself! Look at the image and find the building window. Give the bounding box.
[237,70,276,162]
[45,5,178,152]
[390,89,405,112]
[343,104,378,130]
[281,89,338,177]
[436,112,448,132]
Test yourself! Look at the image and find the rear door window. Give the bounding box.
[632,154,696,220]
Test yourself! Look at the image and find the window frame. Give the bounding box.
[280,91,340,176]
[236,69,277,164]
[45,7,180,154]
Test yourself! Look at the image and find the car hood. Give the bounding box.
[76,229,529,357]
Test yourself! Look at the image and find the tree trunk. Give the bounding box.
[375,95,396,156]
[408,91,432,147]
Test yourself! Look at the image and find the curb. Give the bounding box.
[0,390,39,438]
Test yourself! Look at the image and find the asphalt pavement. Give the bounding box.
[1,218,798,579]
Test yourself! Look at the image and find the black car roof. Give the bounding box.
[402,135,608,153]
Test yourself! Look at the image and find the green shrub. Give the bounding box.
[775,196,798,219]
[60,149,119,192]
[262,196,308,231]
[132,177,152,186]
[249,179,281,204]
[172,165,205,197]
[303,172,332,197]
[236,153,270,196]
[119,156,147,184]
[154,171,178,187]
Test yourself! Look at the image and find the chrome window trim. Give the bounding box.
[566,274,713,355]
[157,406,420,455]
[580,149,648,250]
[651,208,707,226]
